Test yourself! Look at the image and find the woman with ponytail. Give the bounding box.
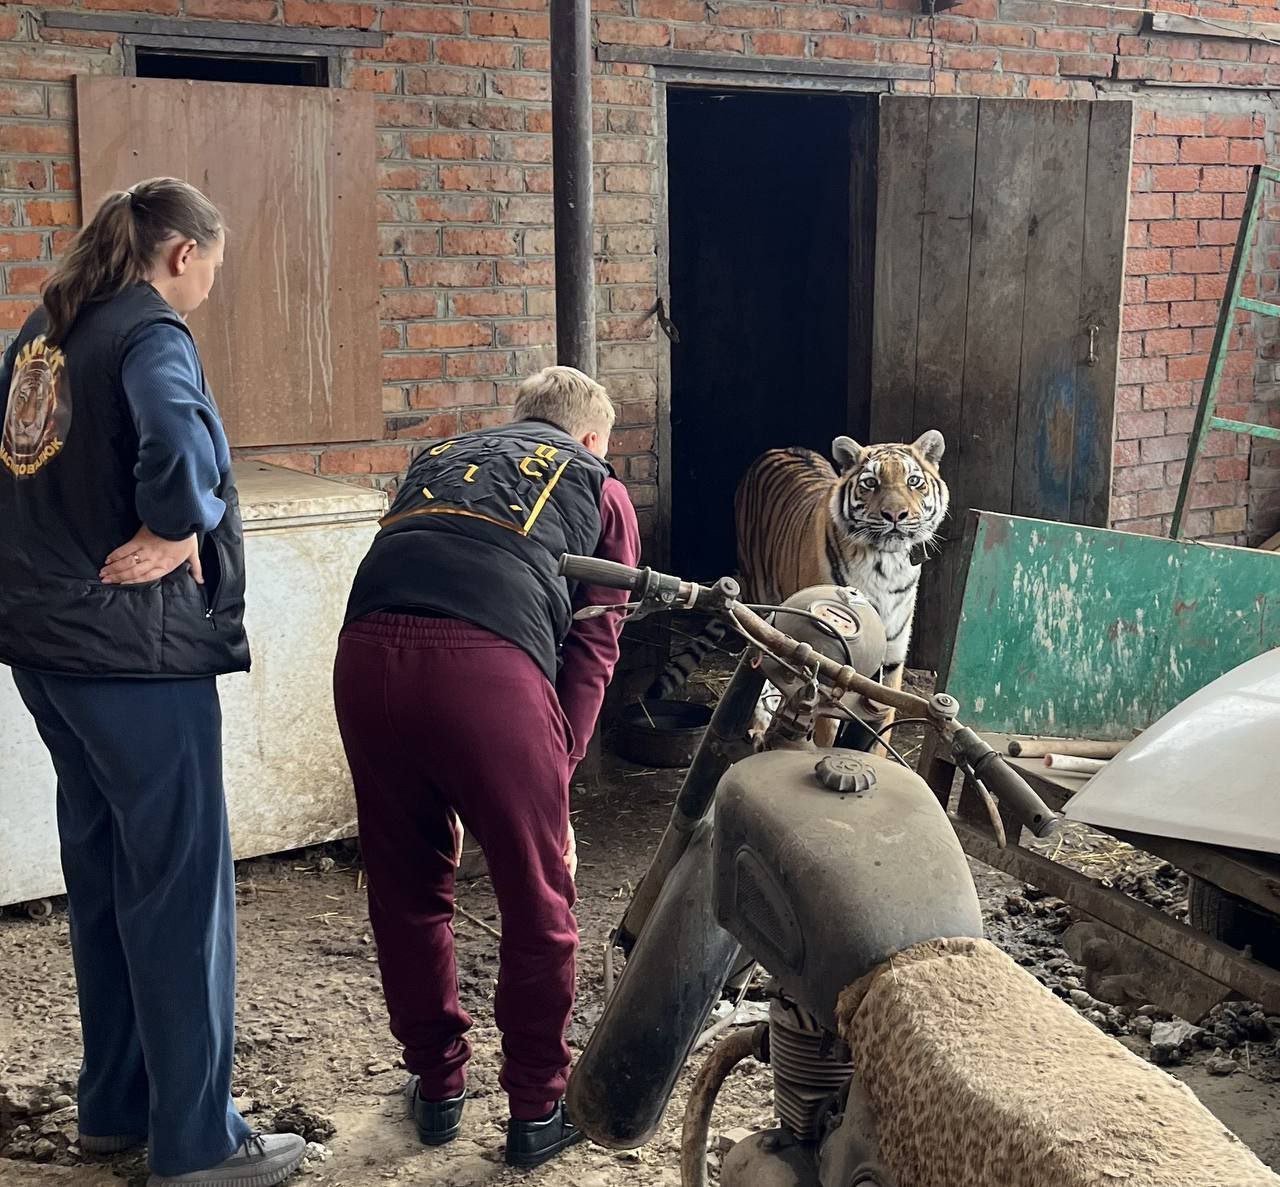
[0,178,304,1187]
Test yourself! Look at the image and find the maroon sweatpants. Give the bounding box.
[333,613,577,1121]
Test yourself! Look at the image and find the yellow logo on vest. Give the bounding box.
[1,336,70,480]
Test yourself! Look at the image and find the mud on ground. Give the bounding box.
[2,744,1278,1186]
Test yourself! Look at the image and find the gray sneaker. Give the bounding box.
[146,1133,306,1187]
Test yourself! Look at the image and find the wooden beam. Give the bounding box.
[953,820,1280,1014]
[596,45,929,82]
[1148,10,1280,45]
[42,10,383,47]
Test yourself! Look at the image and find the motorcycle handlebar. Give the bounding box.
[556,554,1060,838]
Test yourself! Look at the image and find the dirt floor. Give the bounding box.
[2,729,1279,1186]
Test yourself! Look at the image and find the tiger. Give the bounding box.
[648,430,949,746]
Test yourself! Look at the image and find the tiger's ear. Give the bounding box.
[832,436,865,472]
[912,429,945,467]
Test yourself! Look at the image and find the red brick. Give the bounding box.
[417,195,496,226]
[0,125,73,156]
[283,0,375,28]
[1229,140,1266,166]
[469,9,548,37]
[1168,354,1209,381]
[1201,166,1252,193]
[381,291,443,320]
[441,228,520,256]
[383,353,446,383]
[383,7,467,33]
[349,66,398,92]
[0,85,47,118]
[1122,303,1168,331]
[1112,456,1165,486]
[489,73,551,102]
[752,32,807,57]
[1170,62,1221,84]
[1204,114,1255,138]
[1000,49,1058,74]
[1134,137,1178,164]
[440,164,523,193]
[1170,246,1222,274]
[672,26,743,52]
[1035,27,1090,52]
[23,199,76,226]
[1169,300,1220,328]
[882,42,932,66]
[242,451,319,475]
[54,161,76,191]
[945,48,1000,71]
[714,3,774,27]
[435,40,517,68]
[1112,441,1140,470]
[1117,356,1167,385]
[1124,277,1146,305]
[1144,327,1193,355]
[782,5,843,30]
[1141,383,1194,412]
[186,0,278,17]
[1153,112,1203,137]
[410,380,498,409]
[956,73,1017,97]
[4,264,49,294]
[0,161,49,192]
[495,318,555,346]
[1149,219,1202,248]
[1175,192,1221,219]
[446,350,514,377]
[636,0,705,18]
[406,322,494,350]
[1151,165,1202,193]
[596,17,670,46]
[410,260,494,287]
[851,12,914,37]
[387,412,461,442]
[814,36,878,62]
[319,446,411,476]
[79,0,179,12]
[1198,219,1241,246]
[1130,193,1173,221]
[932,18,976,44]
[1179,137,1230,165]
[1059,53,1113,77]
[975,22,1034,48]
[497,259,554,286]
[1126,248,1170,276]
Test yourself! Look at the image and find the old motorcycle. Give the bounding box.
[557,555,1279,1187]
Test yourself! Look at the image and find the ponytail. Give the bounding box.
[41,177,222,345]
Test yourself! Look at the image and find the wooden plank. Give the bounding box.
[77,77,381,448]
[1011,102,1091,523]
[907,98,977,669]
[596,46,928,81]
[954,820,1280,1015]
[953,99,1037,526]
[870,96,929,446]
[943,511,1280,740]
[44,10,383,46]
[1149,10,1280,44]
[1071,101,1133,527]
[913,97,977,451]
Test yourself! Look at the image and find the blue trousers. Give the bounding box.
[13,670,250,1176]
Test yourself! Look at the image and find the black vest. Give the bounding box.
[0,285,249,678]
[345,420,611,681]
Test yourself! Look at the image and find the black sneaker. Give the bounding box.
[405,1077,465,1146]
[505,1100,585,1169]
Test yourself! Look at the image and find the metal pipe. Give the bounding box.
[680,1025,768,1187]
[550,0,596,373]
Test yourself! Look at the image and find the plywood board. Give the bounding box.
[940,510,1280,740]
[76,76,380,448]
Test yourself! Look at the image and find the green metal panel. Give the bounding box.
[940,511,1280,740]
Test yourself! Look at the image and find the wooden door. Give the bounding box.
[871,97,1133,668]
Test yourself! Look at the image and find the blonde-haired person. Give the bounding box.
[335,365,640,1167]
[0,179,304,1186]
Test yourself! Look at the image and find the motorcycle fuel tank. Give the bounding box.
[1066,647,1280,855]
[713,749,982,1032]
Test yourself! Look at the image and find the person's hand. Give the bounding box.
[101,526,202,585]
[564,820,578,881]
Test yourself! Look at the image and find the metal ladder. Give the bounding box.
[1170,163,1280,538]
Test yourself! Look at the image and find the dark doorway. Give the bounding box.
[666,88,877,581]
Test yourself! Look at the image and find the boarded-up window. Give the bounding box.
[76,76,380,448]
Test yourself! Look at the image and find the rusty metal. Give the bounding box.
[550,0,595,373]
[681,1024,767,1187]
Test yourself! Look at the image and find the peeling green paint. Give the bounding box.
[940,513,1280,740]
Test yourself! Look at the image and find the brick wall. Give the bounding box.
[2,0,1280,548]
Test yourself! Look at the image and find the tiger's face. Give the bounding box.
[831,431,949,553]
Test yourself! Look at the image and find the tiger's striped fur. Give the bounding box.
[649,432,948,740]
